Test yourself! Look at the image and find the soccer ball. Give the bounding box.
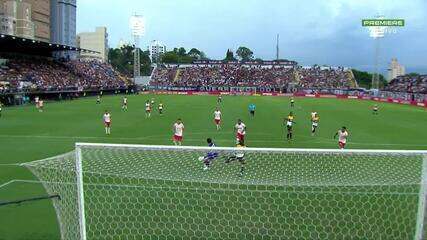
[198,156,204,161]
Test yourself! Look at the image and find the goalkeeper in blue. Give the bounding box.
[198,138,219,170]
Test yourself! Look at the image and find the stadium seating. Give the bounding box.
[1,58,426,95]
[385,75,427,94]
[298,66,353,89]
[150,64,354,89]
[151,64,295,87]
[0,57,129,92]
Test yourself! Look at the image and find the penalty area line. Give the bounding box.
[0,180,43,189]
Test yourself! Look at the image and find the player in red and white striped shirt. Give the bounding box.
[214,108,222,131]
[103,111,112,135]
[234,119,246,144]
[145,100,151,118]
[172,119,185,145]
[334,127,349,149]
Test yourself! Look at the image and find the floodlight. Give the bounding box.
[130,15,145,37]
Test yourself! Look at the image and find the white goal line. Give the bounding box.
[75,142,427,154]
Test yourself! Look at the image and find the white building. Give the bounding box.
[149,40,166,63]
[77,27,108,62]
[387,58,405,81]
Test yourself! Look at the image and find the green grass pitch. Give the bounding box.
[0,94,426,239]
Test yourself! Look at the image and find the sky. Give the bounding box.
[77,0,427,74]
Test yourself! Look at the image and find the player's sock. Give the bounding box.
[226,156,235,163]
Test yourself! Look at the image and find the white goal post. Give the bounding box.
[23,142,427,240]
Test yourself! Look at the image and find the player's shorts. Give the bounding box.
[236,133,245,141]
[173,135,183,142]
[287,125,293,131]
[146,109,151,112]
[123,103,127,106]
[339,141,346,149]
[214,119,221,124]
[250,110,255,115]
[104,121,111,127]
[312,122,318,127]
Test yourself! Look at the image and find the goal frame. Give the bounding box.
[73,142,427,240]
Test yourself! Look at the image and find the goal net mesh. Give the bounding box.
[23,145,426,240]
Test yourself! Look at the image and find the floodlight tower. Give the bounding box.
[276,34,280,60]
[129,15,145,82]
[368,16,386,90]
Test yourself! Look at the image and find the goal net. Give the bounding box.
[23,143,427,240]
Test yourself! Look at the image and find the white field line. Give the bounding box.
[0,179,43,189]
[0,180,15,189]
[0,163,21,166]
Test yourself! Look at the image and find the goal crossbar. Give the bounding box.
[75,142,427,154]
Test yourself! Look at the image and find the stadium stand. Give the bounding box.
[0,57,129,93]
[385,75,427,94]
[150,64,354,89]
[298,66,354,89]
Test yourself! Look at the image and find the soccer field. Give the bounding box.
[0,94,426,240]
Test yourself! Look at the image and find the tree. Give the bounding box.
[188,48,202,60]
[236,46,254,61]
[224,49,236,61]
[177,47,187,57]
[158,46,209,63]
[108,45,152,76]
[407,73,419,77]
[351,69,388,89]
[161,50,193,64]
[161,51,180,63]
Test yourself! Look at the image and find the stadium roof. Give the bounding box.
[0,34,99,57]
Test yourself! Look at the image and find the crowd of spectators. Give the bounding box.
[298,66,353,89]
[151,64,353,89]
[2,58,426,96]
[151,64,295,87]
[0,58,129,93]
[385,75,427,94]
[151,66,178,86]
